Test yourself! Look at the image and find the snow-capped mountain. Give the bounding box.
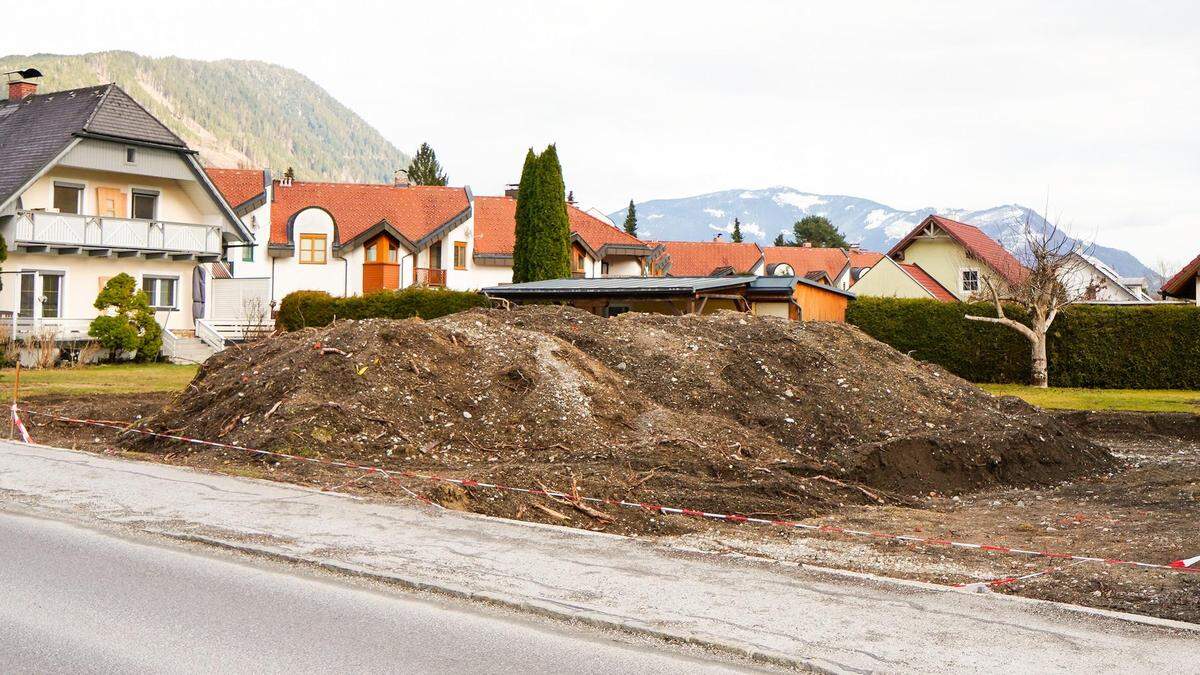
[609,187,1157,283]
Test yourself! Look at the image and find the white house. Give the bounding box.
[205,171,657,304]
[1061,248,1154,302]
[0,76,252,360]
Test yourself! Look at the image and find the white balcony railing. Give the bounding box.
[2,317,93,341]
[12,210,222,255]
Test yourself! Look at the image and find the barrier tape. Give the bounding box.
[16,407,1199,577]
[1171,554,1200,569]
[10,405,32,444]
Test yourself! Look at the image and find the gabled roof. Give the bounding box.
[268,181,471,249]
[0,83,188,210]
[1161,251,1200,299]
[650,240,764,276]
[1070,250,1152,302]
[763,246,850,281]
[472,195,651,259]
[889,215,1026,287]
[848,250,884,270]
[898,263,958,302]
[205,168,268,212]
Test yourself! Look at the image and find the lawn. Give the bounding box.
[0,363,198,402]
[981,384,1200,414]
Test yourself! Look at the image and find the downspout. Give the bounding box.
[270,256,277,305]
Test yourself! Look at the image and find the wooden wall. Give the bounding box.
[792,283,849,322]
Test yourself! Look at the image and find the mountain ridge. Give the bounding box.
[609,187,1157,283]
[0,51,409,183]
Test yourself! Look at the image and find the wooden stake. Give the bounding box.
[9,361,20,440]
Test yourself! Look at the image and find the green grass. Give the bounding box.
[981,384,1200,414]
[0,363,198,401]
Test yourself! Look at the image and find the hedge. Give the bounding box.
[277,288,491,331]
[846,297,1200,389]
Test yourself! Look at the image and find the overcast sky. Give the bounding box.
[5,1,1197,265]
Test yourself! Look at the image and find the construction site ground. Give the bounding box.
[19,389,1198,625]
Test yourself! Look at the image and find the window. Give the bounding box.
[125,147,137,164]
[242,244,254,263]
[53,183,82,214]
[41,274,62,318]
[18,273,35,317]
[601,261,610,276]
[143,276,178,309]
[132,190,157,220]
[572,248,586,274]
[961,269,980,293]
[19,272,64,318]
[453,241,467,269]
[299,234,327,264]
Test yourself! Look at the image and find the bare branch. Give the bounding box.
[964,313,1037,343]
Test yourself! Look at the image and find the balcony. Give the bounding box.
[413,267,447,287]
[10,210,223,260]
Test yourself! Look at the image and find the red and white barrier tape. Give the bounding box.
[15,407,1198,577]
[1171,554,1200,569]
[10,404,32,444]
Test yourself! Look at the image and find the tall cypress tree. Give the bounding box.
[623,200,638,236]
[730,218,743,243]
[512,145,572,282]
[512,149,540,283]
[406,142,448,186]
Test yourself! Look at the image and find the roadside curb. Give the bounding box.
[152,530,825,673]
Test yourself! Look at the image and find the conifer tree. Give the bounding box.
[623,200,638,236]
[731,218,744,243]
[792,215,848,248]
[406,142,448,186]
[773,232,787,246]
[512,146,572,282]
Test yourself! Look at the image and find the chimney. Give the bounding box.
[279,167,294,188]
[713,233,725,241]
[504,183,519,199]
[8,80,37,102]
[5,67,42,102]
[393,169,410,188]
[848,244,861,254]
[802,241,812,248]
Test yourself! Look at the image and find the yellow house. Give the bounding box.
[0,75,252,360]
[852,215,1026,302]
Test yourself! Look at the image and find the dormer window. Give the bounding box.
[125,147,137,164]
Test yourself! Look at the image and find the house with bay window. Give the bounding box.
[204,171,657,303]
[0,74,252,359]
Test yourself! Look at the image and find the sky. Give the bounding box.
[3,0,1197,266]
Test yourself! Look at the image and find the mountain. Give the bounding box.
[0,51,409,183]
[610,187,1158,283]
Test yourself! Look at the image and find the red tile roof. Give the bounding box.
[889,215,1027,287]
[472,196,650,257]
[1161,251,1200,298]
[899,263,958,302]
[848,250,884,269]
[763,246,850,280]
[204,168,266,209]
[268,181,469,246]
[650,240,764,276]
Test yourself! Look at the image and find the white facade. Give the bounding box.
[1060,250,1154,303]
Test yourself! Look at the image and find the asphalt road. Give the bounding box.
[0,512,756,674]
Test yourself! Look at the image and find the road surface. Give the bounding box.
[0,511,756,674]
[0,440,1195,673]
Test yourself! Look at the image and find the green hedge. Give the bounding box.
[277,288,491,331]
[846,297,1200,389]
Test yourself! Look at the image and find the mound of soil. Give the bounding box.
[126,307,1112,522]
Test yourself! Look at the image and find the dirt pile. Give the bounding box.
[127,306,1112,523]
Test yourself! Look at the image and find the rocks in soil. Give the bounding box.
[126,306,1113,518]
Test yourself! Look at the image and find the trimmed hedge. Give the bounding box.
[846,297,1200,389]
[277,288,491,331]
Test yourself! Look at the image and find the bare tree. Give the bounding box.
[240,296,270,343]
[963,214,1098,388]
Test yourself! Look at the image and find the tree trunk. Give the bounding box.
[1030,334,1049,388]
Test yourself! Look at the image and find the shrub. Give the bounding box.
[846,297,1200,389]
[88,273,162,361]
[277,287,491,331]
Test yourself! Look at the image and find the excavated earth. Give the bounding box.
[122,306,1113,530]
